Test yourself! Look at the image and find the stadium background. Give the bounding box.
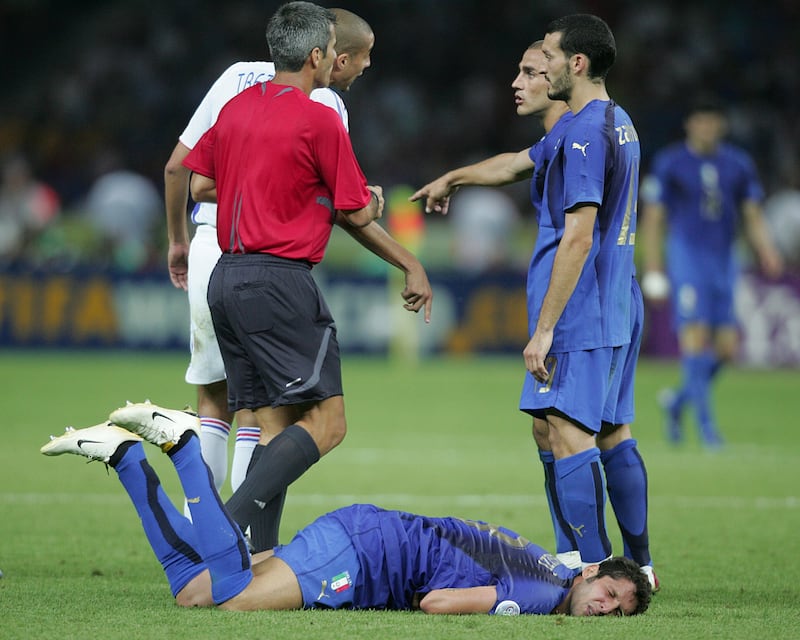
[2,4,800,636]
[1,0,799,363]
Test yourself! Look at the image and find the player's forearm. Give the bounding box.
[742,201,775,255]
[640,203,666,272]
[165,166,191,244]
[742,200,784,277]
[339,219,416,273]
[418,587,497,615]
[447,152,530,188]
[190,173,217,204]
[164,142,193,244]
[536,217,594,333]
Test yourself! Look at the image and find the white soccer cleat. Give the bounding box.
[40,422,143,463]
[109,401,199,451]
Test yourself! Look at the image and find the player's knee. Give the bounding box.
[324,414,347,451]
[175,575,214,608]
[303,412,346,455]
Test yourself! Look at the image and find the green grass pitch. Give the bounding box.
[1,351,798,639]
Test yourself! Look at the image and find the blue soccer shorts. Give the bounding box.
[519,347,616,434]
[273,513,361,609]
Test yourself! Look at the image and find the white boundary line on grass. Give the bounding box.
[2,492,798,509]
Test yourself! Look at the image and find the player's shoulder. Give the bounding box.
[310,87,348,124]
[305,91,348,126]
[718,142,756,167]
[219,60,275,78]
[207,61,275,104]
[653,142,688,163]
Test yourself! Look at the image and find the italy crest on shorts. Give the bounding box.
[331,571,352,593]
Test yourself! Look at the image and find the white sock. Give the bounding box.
[556,551,583,570]
[231,426,260,492]
[199,417,231,490]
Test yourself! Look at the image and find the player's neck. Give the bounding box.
[567,81,609,115]
[543,103,571,133]
[686,139,719,156]
[552,574,583,615]
[272,70,316,96]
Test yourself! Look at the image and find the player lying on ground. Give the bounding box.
[40,402,651,616]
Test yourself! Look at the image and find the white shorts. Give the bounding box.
[185,224,226,385]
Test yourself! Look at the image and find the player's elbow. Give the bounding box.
[418,591,464,615]
[164,159,189,181]
[563,233,594,258]
[418,594,448,614]
[189,173,217,203]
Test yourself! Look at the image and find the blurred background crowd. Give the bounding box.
[1,0,799,274]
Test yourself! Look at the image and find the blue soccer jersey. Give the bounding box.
[528,100,640,351]
[529,112,575,217]
[277,504,575,614]
[642,141,763,288]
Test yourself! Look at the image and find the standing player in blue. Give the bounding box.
[640,97,783,447]
[413,16,647,575]
[40,407,651,615]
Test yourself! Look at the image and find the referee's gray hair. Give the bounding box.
[266,2,336,72]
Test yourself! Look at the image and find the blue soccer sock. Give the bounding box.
[683,352,718,436]
[554,447,611,565]
[600,439,651,566]
[168,433,253,604]
[538,449,577,554]
[110,441,207,597]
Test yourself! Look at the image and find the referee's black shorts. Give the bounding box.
[208,253,343,412]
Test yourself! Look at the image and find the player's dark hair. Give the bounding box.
[266,1,336,72]
[545,14,616,80]
[687,93,725,117]
[596,556,652,615]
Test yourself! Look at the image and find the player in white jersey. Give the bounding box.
[163,9,376,505]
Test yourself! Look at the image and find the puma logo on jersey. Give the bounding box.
[571,141,590,156]
[569,522,586,537]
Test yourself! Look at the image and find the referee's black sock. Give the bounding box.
[224,424,320,544]
[249,489,287,552]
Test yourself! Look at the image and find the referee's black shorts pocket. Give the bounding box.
[233,280,279,334]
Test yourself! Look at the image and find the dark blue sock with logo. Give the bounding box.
[554,447,611,565]
[110,441,207,597]
[539,449,577,554]
[601,439,651,566]
[168,433,253,604]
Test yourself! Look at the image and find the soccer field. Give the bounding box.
[1,351,798,639]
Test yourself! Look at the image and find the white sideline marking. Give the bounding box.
[1,492,798,509]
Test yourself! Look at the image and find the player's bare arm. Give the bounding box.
[336,217,433,322]
[189,172,217,204]
[164,141,193,290]
[410,150,533,214]
[417,586,498,614]
[338,185,384,229]
[639,201,670,301]
[524,205,596,380]
[741,199,784,278]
